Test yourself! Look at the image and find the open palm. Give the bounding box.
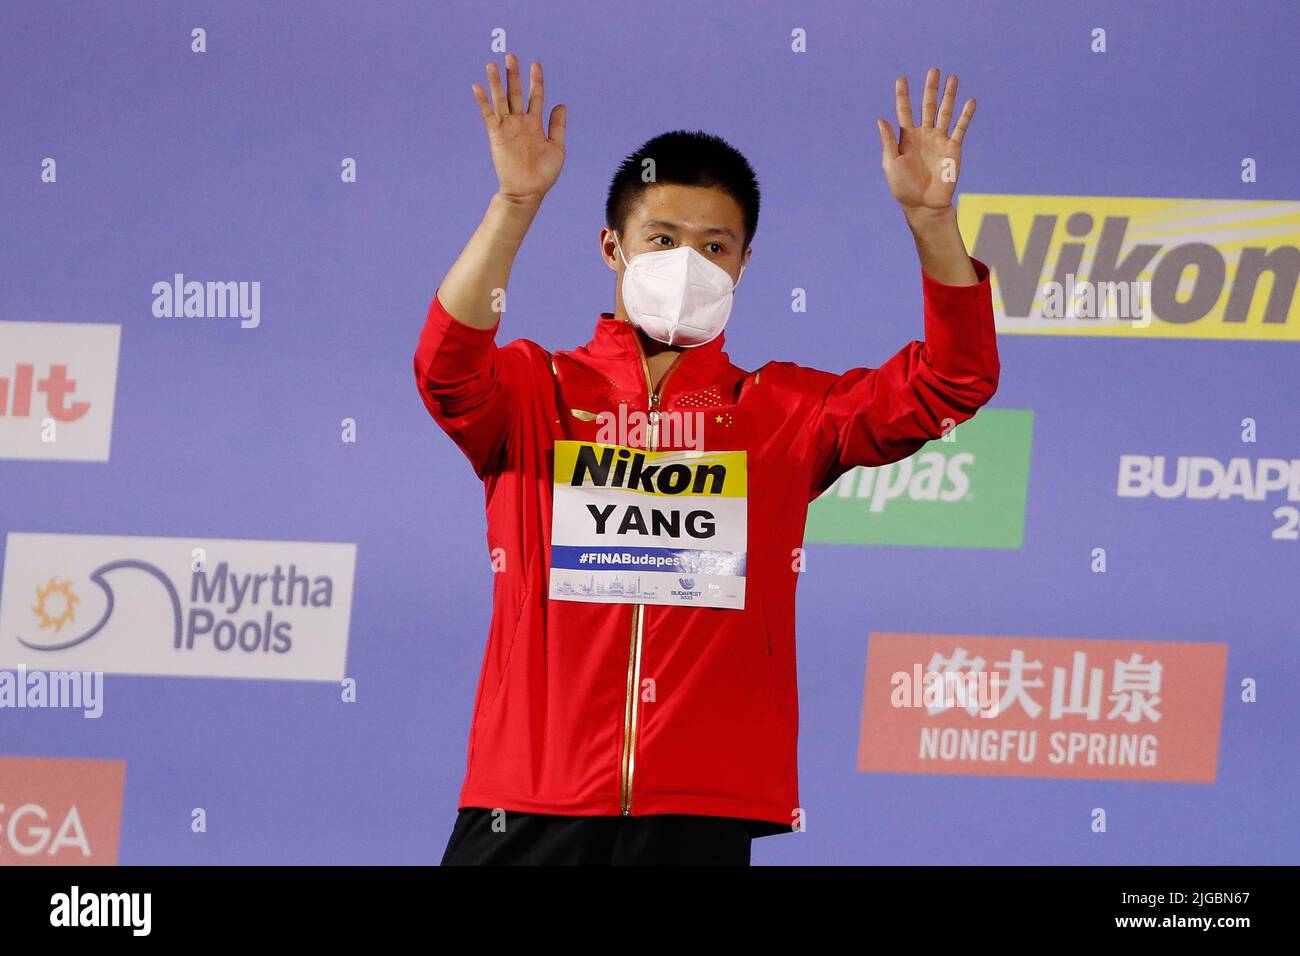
[878,69,975,212]
[471,53,566,203]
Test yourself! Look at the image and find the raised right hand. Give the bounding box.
[471,53,566,205]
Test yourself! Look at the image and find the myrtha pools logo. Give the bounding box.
[0,533,356,681]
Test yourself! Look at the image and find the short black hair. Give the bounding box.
[605,130,760,250]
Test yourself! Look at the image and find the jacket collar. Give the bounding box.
[580,313,732,401]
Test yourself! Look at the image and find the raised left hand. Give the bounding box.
[877,68,975,214]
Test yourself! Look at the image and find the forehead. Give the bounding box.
[628,183,745,236]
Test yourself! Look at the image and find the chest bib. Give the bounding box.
[549,440,747,609]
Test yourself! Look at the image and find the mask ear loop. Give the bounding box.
[612,231,640,330]
[612,230,631,269]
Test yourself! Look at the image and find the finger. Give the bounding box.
[548,104,567,147]
[470,83,497,126]
[936,74,958,135]
[486,61,507,119]
[951,98,976,145]
[920,67,940,127]
[505,52,524,114]
[527,60,544,117]
[877,119,899,163]
[894,76,914,128]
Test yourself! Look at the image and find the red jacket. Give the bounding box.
[414,258,999,829]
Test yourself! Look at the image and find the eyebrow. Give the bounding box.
[640,219,740,241]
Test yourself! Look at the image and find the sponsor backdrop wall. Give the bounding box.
[2,0,1297,864]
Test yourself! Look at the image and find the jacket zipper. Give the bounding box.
[620,334,683,815]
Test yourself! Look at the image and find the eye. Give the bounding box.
[649,235,674,247]
[706,242,725,255]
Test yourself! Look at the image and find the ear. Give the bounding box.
[601,228,621,273]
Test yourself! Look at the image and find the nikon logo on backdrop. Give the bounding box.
[805,410,1033,549]
[958,195,1300,339]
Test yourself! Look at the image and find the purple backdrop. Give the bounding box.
[1,0,1297,864]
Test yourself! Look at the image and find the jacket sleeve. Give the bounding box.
[413,289,522,478]
[810,257,1001,495]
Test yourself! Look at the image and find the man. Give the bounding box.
[417,53,999,865]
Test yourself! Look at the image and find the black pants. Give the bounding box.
[440,807,764,866]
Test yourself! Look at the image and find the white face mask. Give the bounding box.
[613,231,745,347]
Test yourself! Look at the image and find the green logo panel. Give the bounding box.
[805,409,1033,549]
